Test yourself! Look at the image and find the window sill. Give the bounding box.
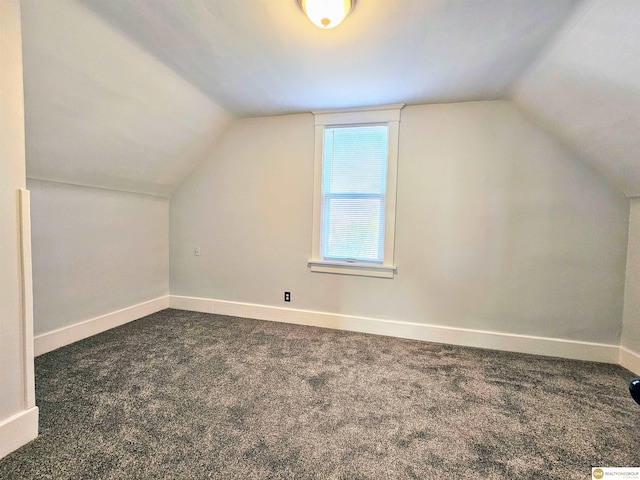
[308,260,396,278]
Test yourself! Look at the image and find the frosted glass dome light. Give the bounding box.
[297,0,356,29]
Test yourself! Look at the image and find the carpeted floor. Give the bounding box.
[1,309,638,479]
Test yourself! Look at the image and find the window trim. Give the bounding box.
[309,104,403,278]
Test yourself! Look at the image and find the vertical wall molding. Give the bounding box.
[0,190,39,459]
[18,189,36,410]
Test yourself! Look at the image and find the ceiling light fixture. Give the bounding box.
[297,0,356,29]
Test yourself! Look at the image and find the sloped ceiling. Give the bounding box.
[21,0,639,197]
[20,0,232,196]
[514,0,640,197]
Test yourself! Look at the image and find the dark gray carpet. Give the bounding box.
[1,309,638,479]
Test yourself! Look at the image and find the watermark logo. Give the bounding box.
[592,467,640,479]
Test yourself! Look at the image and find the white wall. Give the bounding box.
[622,199,640,372]
[28,180,169,336]
[0,0,38,458]
[170,100,629,345]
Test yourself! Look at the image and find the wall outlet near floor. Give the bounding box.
[194,247,200,256]
[284,291,291,302]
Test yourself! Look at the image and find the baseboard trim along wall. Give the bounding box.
[34,296,169,356]
[619,347,640,376]
[32,294,631,369]
[0,407,39,459]
[169,295,620,364]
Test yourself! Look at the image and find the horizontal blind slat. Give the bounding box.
[321,125,388,263]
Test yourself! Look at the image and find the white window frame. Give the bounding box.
[309,104,403,278]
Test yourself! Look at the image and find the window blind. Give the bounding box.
[321,125,389,263]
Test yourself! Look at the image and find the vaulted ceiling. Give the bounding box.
[19,0,639,197]
[514,0,640,197]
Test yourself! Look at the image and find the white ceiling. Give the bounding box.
[80,0,580,116]
[19,0,640,197]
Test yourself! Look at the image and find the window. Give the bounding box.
[309,105,403,278]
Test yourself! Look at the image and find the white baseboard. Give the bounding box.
[0,407,39,459]
[169,295,619,364]
[619,347,640,375]
[34,296,169,356]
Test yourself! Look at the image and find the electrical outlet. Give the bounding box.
[284,291,291,302]
[194,247,200,256]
